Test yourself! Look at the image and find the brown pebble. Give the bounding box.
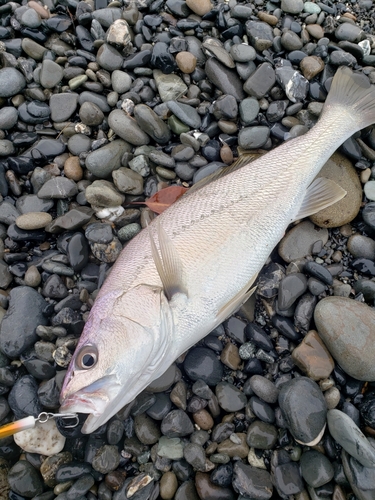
[217,433,249,458]
[24,265,41,288]
[16,212,52,230]
[159,471,178,500]
[333,484,347,500]
[175,51,197,74]
[193,409,214,430]
[291,330,334,381]
[220,342,241,370]
[257,11,278,25]
[105,470,126,491]
[28,0,50,18]
[64,156,83,181]
[220,143,234,165]
[342,12,356,20]
[186,0,212,16]
[339,224,352,237]
[305,24,325,39]
[300,55,324,80]
[39,241,50,251]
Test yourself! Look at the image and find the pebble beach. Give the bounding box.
[0,0,375,498]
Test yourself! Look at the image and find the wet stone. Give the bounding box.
[278,376,327,445]
[195,472,235,500]
[245,21,274,52]
[278,220,329,262]
[232,462,273,499]
[8,374,42,419]
[0,67,26,97]
[86,140,131,178]
[157,436,184,460]
[314,297,375,381]
[249,375,279,404]
[205,58,245,102]
[167,101,201,129]
[134,413,161,445]
[92,445,121,474]
[347,233,375,260]
[161,410,194,438]
[238,126,270,149]
[216,382,247,412]
[243,63,275,98]
[8,460,44,497]
[273,462,304,496]
[327,409,375,467]
[14,419,66,456]
[38,177,78,199]
[300,450,334,487]
[246,421,278,450]
[108,109,150,146]
[184,347,223,385]
[183,443,206,471]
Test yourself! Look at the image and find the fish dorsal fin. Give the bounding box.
[293,177,347,222]
[149,220,187,301]
[187,151,267,196]
[215,273,258,325]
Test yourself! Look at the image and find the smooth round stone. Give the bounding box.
[167,101,201,129]
[310,152,361,228]
[232,462,273,499]
[335,23,364,43]
[0,286,47,358]
[281,30,303,51]
[85,180,124,207]
[362,202,375,230]
[64,156,83,182]
[112,167,143,195]
[8,460,44,497]
[186,0,212,15]
[0,107,18,129]
[364,180,375,201]
[304,261,333,285]
[347,233,375,260]
[278,272,308,310]
[246,420,278,450]
[239,98,260,125]
[86,140,132,178]
[0,68,26,97]
[118,223,141,242]
[291,330,334,381]
[16,212,52,230]
[67,134,91,156]
[175,51,197,74]
[215,382,247,412]
[40,59,63,89]
[249,375,279,404]
[67,232,89,272]
[160,471,178,500]
[134,104,171,144]
[230,44,256,63]
[278,220,328,263]
[111,70,132,93]
[278,377,327,445]
[108,109,150,146]
[50,92,79,122]
[300,55,324,80]
[147,363,179,392]
[300,450,334,487]
[14,419,65,456]
[327,409,375,467]
[245,21,274,52]
[238,126,270,149]
[273,462,304,496]
[92,445,121,474]
[96,43,123,71]
[79,102,104,126]
[0,140,15,156]
[281,0,304,13]
[161,410,194,438]
[134,413,161,445]
[38,177,78,199]
[314,297,375,381]
[184,347,223,385]
[22,37,46,59]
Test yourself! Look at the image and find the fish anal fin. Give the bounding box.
[293,177,347,222]
[149,220,187,301]
[216,274,258,325]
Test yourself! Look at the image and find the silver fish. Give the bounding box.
[60,67,375,433]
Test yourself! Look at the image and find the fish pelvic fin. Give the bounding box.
[293,177,347,222]
[149,219,188,301]
[325,66,375,130]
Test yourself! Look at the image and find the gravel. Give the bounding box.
[0,0,375,498]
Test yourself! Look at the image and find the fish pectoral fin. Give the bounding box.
[293,177,347,222]
[215,274,258,325]
[149,219,187,301]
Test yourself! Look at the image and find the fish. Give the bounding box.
[60,67,375,434]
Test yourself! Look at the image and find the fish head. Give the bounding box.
[60,284,172,433]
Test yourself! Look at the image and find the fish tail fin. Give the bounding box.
[324,66,375,129]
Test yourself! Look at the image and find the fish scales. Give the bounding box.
[60,67,375,433]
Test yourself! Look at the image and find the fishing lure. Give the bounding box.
[0,412,79,439]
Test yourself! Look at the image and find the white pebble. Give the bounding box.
[14,419,66,456]
[364,180,375,201]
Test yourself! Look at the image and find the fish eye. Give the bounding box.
[76,345,98,370]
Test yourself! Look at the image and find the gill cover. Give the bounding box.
[60,284,172,433]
